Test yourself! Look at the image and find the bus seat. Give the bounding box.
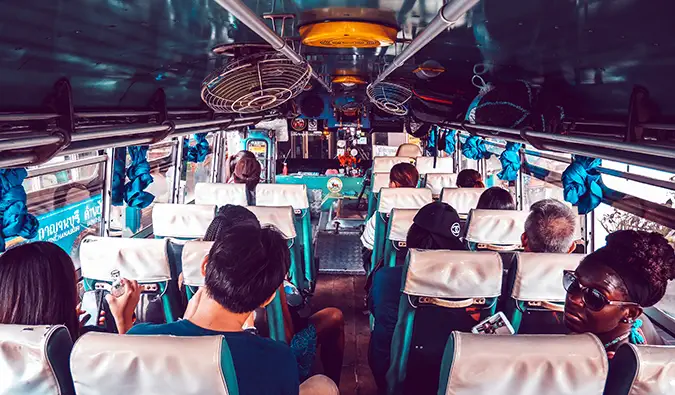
[373,156,414,173]
[255,184,314,289]
[465,209,529,255]
[180,241,286,343]
[246,206,304,291]
[152,203,216,240]
[383,209,419,268]
[0,324,74,395]
[368,172,392,219]
[194,182,248,207]
[414,156,453,175]
[372,188,433,272]
[396,144,422,158]
[438,332,608,395]
[604,344,675,395]
[79,237,180,325]
[440,187,487,218]
[70,332,237,395]
[388,250,503,395]
[424,173,457,197]
[505,252,585,334]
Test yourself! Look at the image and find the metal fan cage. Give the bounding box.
[201,52,312,114]
[366,82,412,116]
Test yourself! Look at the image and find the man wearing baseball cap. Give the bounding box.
[368,202,466,391]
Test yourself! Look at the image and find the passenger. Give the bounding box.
[368,202,465,391]
[522,199,577,253]
[456,169,485,188]
[232,156,262,205]
[476,186,516,210]
[361,163,419,271]
[203,206,345,386]
[0,241,141,339]
[225,150,256,182]
[130,223,338,395]
[563,230,675,358]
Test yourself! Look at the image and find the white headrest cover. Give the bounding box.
[426,173,458,196]
[80,237,171,282]
[625,345,675,395]
[511,253,586,301]
[71,333,229,395]
[465,209,529,245]
[152,204,215,238]
[403,250,503,298]
[378,188,433,214]
[441,188,487,215]
[373,156,414,173]
[388,209,419,242]
[256,184,309,209]
[181,241,212,287]
[0,325,64,395]
[445,332,608,395]
[372,172,391,193]
[195,183,248,207]
[246,206,297,239]
[396,144,422,158]
[415,156,454,174]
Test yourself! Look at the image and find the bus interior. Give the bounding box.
[1,0,675,394]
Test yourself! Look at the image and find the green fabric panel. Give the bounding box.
[299,210,314,286]
[372,213,387,272]
[266,289,287,344]
[437,333,456,395]
[220,337,240,395]
[387,295,417,395]
[185,285,196,301]
[46,326,75,395]
[159,282,175,323]
[506,299,524,333]
[288,240,305,290]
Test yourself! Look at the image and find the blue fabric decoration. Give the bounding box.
[561,155,604,215]
[497,142,522,181]
[428,127,437,149]
[445,129,457,155]
[630,319,646,345]
[186,133,209,163]
[462,135,492,160]
[111,147,126,206]
[0,168,39,251]
[290,324,318,381]
[124,146,155,209]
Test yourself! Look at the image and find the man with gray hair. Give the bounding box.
[522,199,578,253]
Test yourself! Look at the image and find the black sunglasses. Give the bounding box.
[562,270,638,312]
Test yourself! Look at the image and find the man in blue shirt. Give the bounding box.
[129,223,299,395]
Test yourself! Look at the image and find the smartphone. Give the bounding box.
[80,290,102,327]
[471,312,515,335]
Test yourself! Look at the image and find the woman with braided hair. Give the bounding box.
[563,230,675,358]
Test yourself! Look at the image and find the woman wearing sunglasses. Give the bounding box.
[563,230,675,358]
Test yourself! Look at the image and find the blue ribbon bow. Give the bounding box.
[185,133,209,163]
[562,155,604,215]
[497,142,522,181]
[124,146,155,209]
[630,319,646,345]
[111,147,127,206]
[462,135,492,160]
[0,168,39,251]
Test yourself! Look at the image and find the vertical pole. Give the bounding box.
[516,151,525,210]
[101,148,115,237]
[172,136,185,204]
[453,131,461,173]
[210,131,224,183]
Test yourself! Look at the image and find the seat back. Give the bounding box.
[180,240,287,343]
[0,324,74,395]
[195,182,248,206]
[396,144,422,158]
[465,209,529,251]
[440,187,487,217]
[506,252,585,334]
[439,332,608,395]
[152,203,216,239]
[70,332,237,395]
[389,250,503,394]
[383,209,418,268]
[415,156,453,175]
[424,173,457,197]
[79,236,179,324]
[605,344,675,395]
[255,183,309,210]
[368,172,391,218]
[373,156,414,173]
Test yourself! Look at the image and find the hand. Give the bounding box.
[183,287,205,321]
[105,279,141,334]
[77,304,106,329]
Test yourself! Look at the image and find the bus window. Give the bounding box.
[184,133,215,203]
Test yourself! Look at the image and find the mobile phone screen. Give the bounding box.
[471,312,515,335]
[80,291,101,327]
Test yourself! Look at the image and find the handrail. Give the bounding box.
[74,111,159,118]
[0,153,38,168]
[26,155,107,178]
[70,123,172,142]
[0,113,60,122]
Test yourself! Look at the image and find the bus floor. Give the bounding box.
[311,274,377,395]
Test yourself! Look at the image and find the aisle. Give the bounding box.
[311,274,377,395]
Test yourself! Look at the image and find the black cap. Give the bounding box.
[413,202,465,250]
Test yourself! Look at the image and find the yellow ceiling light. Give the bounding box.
[332,75,367,87]
[299,21,397,48]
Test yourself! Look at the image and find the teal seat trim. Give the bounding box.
[220,337,240,395]
[46,325,75,395]
[436,333,456,395]
[186,285,197,301]
[387,294,416,395]
[288,239,305,291]
[293,209,314,290]
[266,289,286,343]
[371,212,388,272]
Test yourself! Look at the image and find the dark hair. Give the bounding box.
[583,230,675,307]
[476,187,516,210]
[456,169,485,188]
[205,224,290,313]
[0,242,79,339]
[204,205,260,242]
[233,157,262,189]
[226,150,256,181]
[390,163,419,188]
